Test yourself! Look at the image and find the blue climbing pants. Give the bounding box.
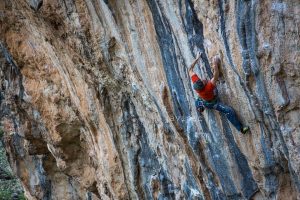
[195,98,243,131]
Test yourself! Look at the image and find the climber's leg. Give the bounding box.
[195,98,205,113]
[213,102,244,132]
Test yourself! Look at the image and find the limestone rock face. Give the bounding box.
[0,0,299,199]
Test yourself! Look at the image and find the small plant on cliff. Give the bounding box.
[0,190,26,200]
[0,190,11,200]
[0,128,25,200]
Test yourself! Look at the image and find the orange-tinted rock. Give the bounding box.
[0,0,299,199]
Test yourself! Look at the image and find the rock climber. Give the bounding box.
[189,52,249,134]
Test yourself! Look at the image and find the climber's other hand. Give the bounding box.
[196,51,202,61]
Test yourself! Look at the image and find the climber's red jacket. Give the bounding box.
[191,74,215,101]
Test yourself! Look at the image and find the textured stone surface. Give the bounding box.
[0,0,299,199]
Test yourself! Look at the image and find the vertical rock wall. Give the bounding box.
[0,0,299,199]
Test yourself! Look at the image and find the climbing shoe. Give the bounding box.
[241,126,250,134]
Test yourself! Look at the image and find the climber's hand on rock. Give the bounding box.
[189,52,202,76]
[196,51,202,61]
[212,56,221,69]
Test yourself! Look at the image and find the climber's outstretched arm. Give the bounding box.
[188,52,202,77]
[211,56,220,85]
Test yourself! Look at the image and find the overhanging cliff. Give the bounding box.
[0,0,299,199]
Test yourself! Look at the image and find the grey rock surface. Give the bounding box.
[0,0,299,199]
